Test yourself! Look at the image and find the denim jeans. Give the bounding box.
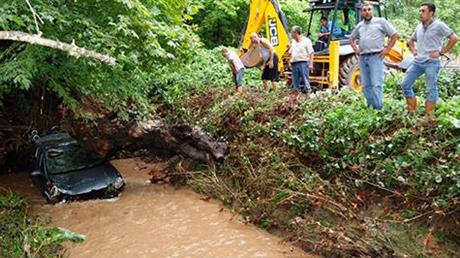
[401,59,441,102]
[359,54,384,110]
[291,61,311,93]
[233,68,244,87]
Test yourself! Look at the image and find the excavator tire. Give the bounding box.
[339,55,361,92]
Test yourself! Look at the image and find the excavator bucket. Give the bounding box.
[384,40,414,71]
[240,45,263,68]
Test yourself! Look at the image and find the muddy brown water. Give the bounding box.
[0,158,315,258]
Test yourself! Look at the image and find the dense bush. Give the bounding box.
[0,0,200,119]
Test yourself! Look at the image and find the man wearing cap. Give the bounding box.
[349,4,399,110]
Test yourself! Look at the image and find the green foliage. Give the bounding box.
[385,0,460,54]
[0,0,200,119]
[190,0,309,48]
[279,0,310,32]
[152,47,263,123]
[190,0,248,48]
[0,191,84,258]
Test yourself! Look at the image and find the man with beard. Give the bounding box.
[349,4,399,110]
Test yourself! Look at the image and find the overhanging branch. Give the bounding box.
[0,31,116,66]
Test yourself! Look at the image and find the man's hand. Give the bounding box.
[354,49,361,55]
[379,48,390,58]
[268,60,274,69]
[308,63,313,70]
[429,51,441,58]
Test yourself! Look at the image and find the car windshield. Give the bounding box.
[46,143,103,174]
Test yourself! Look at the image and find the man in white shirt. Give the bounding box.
[222,47,245,93]
[289,26,314,100]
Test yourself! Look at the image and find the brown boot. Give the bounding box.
[406,97,417,114]
[425,101,436,123]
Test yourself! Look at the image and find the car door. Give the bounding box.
[30,147,48,194]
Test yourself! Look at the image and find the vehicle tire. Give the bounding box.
[46,195,61,204]
[339,55,361,92]
[46,186,61,204]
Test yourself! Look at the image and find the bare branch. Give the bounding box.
[0,31,116,66]
[25,0,44,36]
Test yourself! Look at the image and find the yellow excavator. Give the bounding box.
[239,0,413,91]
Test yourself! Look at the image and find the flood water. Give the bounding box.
[0,158,314,258]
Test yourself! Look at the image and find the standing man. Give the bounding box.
[249,33,279,91]
[221,47,245,93]
[401,3,458,121]
[290,26,314,101]
[349,4,399,110]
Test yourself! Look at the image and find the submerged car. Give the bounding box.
[30,131,125,203]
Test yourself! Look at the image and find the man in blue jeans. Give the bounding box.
[289,26,314,101]
[401,3,458,121]
[222,47,245,93]
[349,4,399,110]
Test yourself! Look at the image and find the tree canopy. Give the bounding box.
[0,0,199,119]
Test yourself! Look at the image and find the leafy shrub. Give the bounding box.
[0,191,85,258]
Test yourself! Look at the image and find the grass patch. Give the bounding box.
[0,190,85,258]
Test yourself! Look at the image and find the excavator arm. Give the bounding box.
[239,0,290,70]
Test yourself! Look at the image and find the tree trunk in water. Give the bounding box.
[66,118,228,164]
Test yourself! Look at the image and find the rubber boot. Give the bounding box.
[405,97,417,114]
[425,101,436,123]
[235,86,243,94]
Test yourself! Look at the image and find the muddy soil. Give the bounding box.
[0,158,315,258]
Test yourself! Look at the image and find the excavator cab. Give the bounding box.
[304,0,411,91]
[307,1,385,49]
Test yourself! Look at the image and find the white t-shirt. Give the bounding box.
[227,52,245,71]
[290,36,314,63]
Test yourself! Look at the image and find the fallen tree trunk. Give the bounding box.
[0,31,116,65]
[66,118,229,164]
